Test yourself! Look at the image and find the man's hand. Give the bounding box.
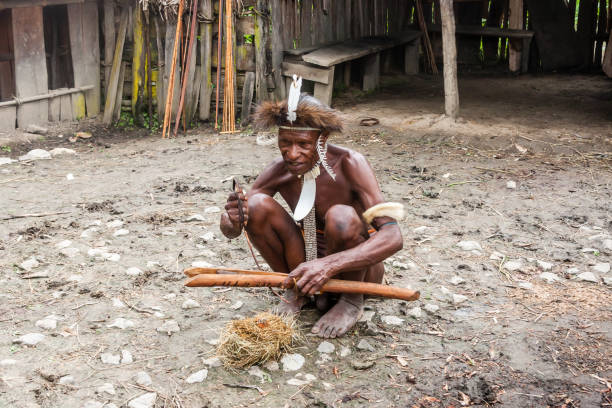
[282,259,332,296]
[220,191,248,238]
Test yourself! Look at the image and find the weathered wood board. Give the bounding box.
[240,71,255,123]
[198,0,213,121]
[49,96,61,122]
[12,6,48,128]
[0,106,16,131]
[68,1,101,117]
[59,94,72,121]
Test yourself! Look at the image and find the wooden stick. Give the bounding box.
[174,0,199,137]
[162,0,185,138]
[215,0,223,129]
[184,266,286,277]
[185,273,420,301]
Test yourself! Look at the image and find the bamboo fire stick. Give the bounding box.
[184,267,420,302]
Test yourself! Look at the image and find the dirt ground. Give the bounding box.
[1,73,611,408]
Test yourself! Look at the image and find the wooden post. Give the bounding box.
[508,0,523,73]
[154,16,165,119]
[439,0,459,119]
[103,0,115,103]
[113,61,126,121]
[254,0,269,102]
[603,30,612,77]
[132,5,145,117]
[271,0,286,100]
[102,7,128,125]
[199,0,213,120]
[241,71,255,123]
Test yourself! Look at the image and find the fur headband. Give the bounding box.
[252,94,343,133]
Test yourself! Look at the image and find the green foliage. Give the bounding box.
[116,111,135,129]
[115,111,160,132]
[1,145,11,153]
[244,34,254,44]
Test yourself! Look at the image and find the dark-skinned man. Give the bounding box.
[220,82,404,339]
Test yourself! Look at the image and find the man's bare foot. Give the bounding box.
[311,294,363,338]
[275,289,307,315]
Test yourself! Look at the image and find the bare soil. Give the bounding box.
[0,73,611,408]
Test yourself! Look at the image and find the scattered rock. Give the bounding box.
[357,339,375,352]
[49,148,76,156]
[199,232,215,242]
[539,272,560,283]
[358,310,375,322]
[103,252,121,262]
[392,260,415,270]
[111,298,126,308]
[55,240,72,249]
[566,267,580,276]
[14,333,45,346]
[503,260,523,272]
[593,263,610,274]
[413,226,429,234]
[184,214,206,222]
[182,299,200,309]
[82,401,104,408]
[229,301,243,310]
[408,306,422,319]
[107,318,135,329]
[0,157,16,166]
[20,258,40,271]
[0,359,17,366]
[317,341,335,354]
[339,346,351,357]
[186,369,208,383]
[128,392,157,408]
[19,149,51,161]
[440,286,452,296]
[248,366,266,382]
[603,277,612,286]
[163,293,176,301]
[100,353,121,365]
[517,281,534,290]
[26,124,48,135]
[489,251,505,261]
[35,317,57,330]
[97,383,116,395]
[576,272,598,283]
[263,360,279,371]
[192,260,214,268]
[58,375,75,385]
[157,320,180,335]
[452,294,468,305]
[456,241,483,252]
[449,276,465,285]
[82,228,99,238]
[204,206,221,214]
[66,173,75,180]
[126,267,143,276]
[381,315,404,325]
[506,180,516,189]
[113,229,129,237]
[106,220,123,229]
[203,357,222,368]
[287,373,316,386]
[351,360,375,370]
[121,350,134,364]
[281,353,305,372]
[602,240,612,251]
[536,260,554,271]
[135,371,152,386]
[424,304,439,314]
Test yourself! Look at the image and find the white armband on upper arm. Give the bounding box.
[362,202,405,225]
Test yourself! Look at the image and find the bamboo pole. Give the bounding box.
[162,0,185,138]
[102,8,128,125]
[174,0,199,137]
[221,0,235,132]
[215,0,223,129]
[440,0,458,119]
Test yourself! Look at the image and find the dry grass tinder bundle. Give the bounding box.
[216,312,302,368]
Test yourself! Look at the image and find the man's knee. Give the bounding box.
[246,193,277,229]
[325,204,364,248]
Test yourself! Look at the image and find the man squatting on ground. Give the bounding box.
[219,81,405,339]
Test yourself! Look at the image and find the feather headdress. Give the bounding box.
[252,94,343,133]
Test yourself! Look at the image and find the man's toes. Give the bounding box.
[329,327,339,338]
[323,325,334,339]
[311,321,322,334]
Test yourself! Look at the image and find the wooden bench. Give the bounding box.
[282,30,422,106]
[427,24,535,73]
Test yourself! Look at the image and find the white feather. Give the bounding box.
[362,202,405,225]
[287,75,302,123]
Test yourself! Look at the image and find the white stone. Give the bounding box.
[121,350,134,364]
[602,240,612,250]
[126,267,143,276]
[128,393,157,408]
[199,232,215,242]
[381,315,404,325]
[248,366,266,382]
[588,233,610,242]
[103,252,121,262]
[449,276,465,285]
[517,281,534,290]
[185,214,205,222]
[287,373,316,386]
[191,260,214,268]
[26,124,48,134]
[281,353,305,371]
[566,267,581,276]
[154,312,165,318]
[136,371,152,386]
[100,353,121,365]
[60,247,79,258]
[87,247,105,257]
[107,318,135,329]
[581,248,599,253]
[503,260,523,272]
[107,220,123,229]
[55,240,72,249]
[358,310,375,322]
[536,260,554,271]
[413,226,429,234]
[489,251,505,261]
[204,206,221,214]
[185,369,208,383]
[357,339,375,352]
[203,357,222,368]
[456,241,483,251]
[339,346,351,357]
[506,180,516,189]
[0,359,17,366]
[82,401,104,408]
[20,258,40,271]
[0,157,16,166]
[182,299,200,309]
[317,341,335,354]
[229,301,243,310]
[81,228,100,239]
[14,333,45,346]
[163,293,176,301]
[576,272,598,283]
[424,303,439,314]
[452,294,468,305]
[157,320,180,335]
[540,272,560,283]
[58,375,75,385]
[392,261,413,270]
[49,148,76,156]
[440,286,452,296]
[593,263,610,274]
[113,229,129,237]
[603,277,612,286]
[263,360,280,371]
[322,382,334,390]
[198,249,217,257]
[19,149,51,161]
[97,383,116,395]
[112,298,126,308]
[408,306,422,319]
[205,338,218,345]
[67,274,82,282]
[35,318,57,330]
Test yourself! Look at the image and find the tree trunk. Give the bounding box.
[440,0,458,119]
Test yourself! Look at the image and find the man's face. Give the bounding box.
[278,130,320,176]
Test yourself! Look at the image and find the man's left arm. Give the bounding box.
[284,152,404,296]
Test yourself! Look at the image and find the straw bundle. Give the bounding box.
[216,312,303,368]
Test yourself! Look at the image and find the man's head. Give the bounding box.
[278,128,330,176]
